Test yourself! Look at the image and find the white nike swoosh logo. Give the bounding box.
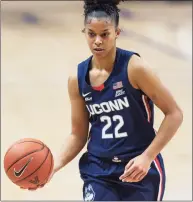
[82,92,91,97]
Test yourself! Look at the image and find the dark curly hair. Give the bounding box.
[83,0,124,27]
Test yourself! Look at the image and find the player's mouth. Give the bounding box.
[93,48,105,53]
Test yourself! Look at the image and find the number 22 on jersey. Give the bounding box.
[100,115,128,139]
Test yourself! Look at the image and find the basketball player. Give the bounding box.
[26,0,183,200]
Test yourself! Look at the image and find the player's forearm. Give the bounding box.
[53,134,87,172]
[143,109,183,160]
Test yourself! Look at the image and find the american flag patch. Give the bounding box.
[113,81,123,90]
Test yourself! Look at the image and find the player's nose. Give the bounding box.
[94,36,102,46]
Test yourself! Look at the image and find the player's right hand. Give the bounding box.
[20,169,56,191]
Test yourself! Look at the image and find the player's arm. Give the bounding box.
[53,74,89,173]
[129,54,183,160]
[120,54,183,182]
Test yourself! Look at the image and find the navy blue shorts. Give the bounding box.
[79,152,166,201]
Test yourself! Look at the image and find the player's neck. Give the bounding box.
[92,47,116,71]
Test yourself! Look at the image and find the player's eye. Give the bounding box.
[101,32,110,38]
[88,32,96,37]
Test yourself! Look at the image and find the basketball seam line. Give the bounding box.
[6,143,45,173]
[14,147,50,184]
[40,151,53,185]
[4,140,44,157]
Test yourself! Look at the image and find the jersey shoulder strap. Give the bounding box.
[77,56,92,96]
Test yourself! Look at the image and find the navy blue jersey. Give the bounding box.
[77,48,156,161]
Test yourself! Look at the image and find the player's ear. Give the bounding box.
[115,28,121,39]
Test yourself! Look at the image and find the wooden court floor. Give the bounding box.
[1,1,192,200]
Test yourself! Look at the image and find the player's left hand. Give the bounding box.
[119,154,153,183]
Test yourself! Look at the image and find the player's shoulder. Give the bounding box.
[78,55,92,69]
[117,47,140,58]
[129,53,143,67]
[68,56,91,97]
[68,62,80,92]
[127,52,156,88]
[118,47,144,71]
[68,71,80,98]
[69,55,91,81]
[68,71,78,88]
[129,53,152,73]
[121,48,155,88]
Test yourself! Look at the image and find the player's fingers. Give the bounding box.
[122,169,141,182]
[28,187,38,191]
[125,159,134,170]
[126,170,142,182]
[28,184,45,190]
[121,169,134,182]
[20,187,37,190]
[136,173,147,182]
[132,171,144,182]
[120,165,135,180]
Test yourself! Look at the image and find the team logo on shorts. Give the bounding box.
[112,156,121,162]
[84,184,95,201]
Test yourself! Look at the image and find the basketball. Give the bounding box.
[4,138,54,189]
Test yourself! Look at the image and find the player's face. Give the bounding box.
[84,17,120,58]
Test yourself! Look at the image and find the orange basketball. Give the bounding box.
[4,138,54,189]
